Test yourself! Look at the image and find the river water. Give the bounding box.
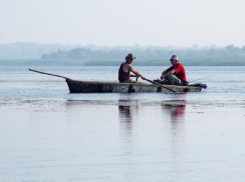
[0,66,245,182]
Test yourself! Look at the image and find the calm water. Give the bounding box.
[0,66,245,182]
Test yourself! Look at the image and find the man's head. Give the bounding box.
[125,53,136,64]
[170,55,179,66]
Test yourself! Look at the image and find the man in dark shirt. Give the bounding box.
[160,55,188,85]
[118,53,145,83]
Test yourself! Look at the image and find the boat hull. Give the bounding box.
[66,79,203,93]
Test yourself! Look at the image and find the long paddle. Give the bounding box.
[143,78,177,93]
[29,69,70,79]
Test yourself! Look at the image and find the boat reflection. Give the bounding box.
[118,99,187,143]
[118,100,186,125]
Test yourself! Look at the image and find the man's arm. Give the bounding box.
[127,65,145,79]
[160,69,175,80]
[160,67,173,80]
[130,74,138,77]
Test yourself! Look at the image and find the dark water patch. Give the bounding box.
[66,99,186,107]
[1,98,245,108]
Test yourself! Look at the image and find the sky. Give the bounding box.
[0,0,245,47]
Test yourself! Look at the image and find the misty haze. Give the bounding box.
[0,43,245,66]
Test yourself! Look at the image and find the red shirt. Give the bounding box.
[165,63,186,82]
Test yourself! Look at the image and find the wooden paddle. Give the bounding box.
[143,78,177,93]
[29,69,70,79]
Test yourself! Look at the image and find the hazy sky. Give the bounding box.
[0,0,245,46]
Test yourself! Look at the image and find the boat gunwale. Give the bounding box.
[66,78,202,89]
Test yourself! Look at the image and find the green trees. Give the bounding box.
[40,45,245,66]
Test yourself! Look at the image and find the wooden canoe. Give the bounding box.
[28,69,206,93]
[66,78,205,93]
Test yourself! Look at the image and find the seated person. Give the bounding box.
[160,55,188,86]
[118,53,145,83]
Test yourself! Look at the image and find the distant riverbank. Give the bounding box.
[0,58,245,66]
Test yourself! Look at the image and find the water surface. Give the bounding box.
[0,66,245,182]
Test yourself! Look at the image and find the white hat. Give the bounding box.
[170,55,178,61]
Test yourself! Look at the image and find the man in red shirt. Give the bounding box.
[160,55,188,86]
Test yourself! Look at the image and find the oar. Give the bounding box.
[29,69,70,79]
[143,78,177,93]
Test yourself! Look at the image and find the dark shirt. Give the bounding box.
[118,62,130,82]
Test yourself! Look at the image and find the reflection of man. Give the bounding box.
[171,105,186,118]
[119,105,131,121]
[160,55,188,86]
[118,53,145,83]
[162,101,186,119]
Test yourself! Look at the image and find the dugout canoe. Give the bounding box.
[28,69,207,93]
[66,78,206,93]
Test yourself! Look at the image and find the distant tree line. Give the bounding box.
[1,43,245,66]
[41,45,245,66]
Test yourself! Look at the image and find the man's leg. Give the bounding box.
[153,79,167,84]
[165,74,183,85]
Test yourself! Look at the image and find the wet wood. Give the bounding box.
[66,79,203,93]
